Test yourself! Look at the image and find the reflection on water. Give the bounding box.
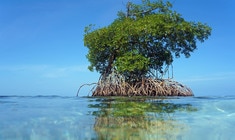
[88,97,197,140]
[1,96,234,139]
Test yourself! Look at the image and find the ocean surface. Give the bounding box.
[0,95,234,140]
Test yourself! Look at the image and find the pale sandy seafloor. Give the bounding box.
[0,95,234,140]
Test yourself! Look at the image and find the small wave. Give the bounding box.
[194,96,219,100]
[215,106,226,113]
[0,95,72,99]
[195,95,235,100]
[227,113,235,117]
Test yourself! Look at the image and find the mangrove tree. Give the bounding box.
[81,0,211,96]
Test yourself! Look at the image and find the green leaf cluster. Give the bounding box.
[115,51,150,80]
[84,0,211,81]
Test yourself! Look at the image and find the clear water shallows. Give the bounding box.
[0,95,234,140]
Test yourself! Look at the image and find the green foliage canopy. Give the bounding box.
[84,0,211,81]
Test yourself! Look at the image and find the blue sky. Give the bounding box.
[0,0,234,96]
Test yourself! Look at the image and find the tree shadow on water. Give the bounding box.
[88,97,197,140]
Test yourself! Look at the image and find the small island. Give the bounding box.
[78,0,211,96]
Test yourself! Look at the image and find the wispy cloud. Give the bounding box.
[41,65,88,78]
[178,72,235,83]
[0,64,89,78]
[0,65,48,71]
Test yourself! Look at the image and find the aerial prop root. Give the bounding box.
[77,72,193,96]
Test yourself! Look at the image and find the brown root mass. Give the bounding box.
[77,71,193,96]
[92,78,193,96]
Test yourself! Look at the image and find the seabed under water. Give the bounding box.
[0,95,234,140]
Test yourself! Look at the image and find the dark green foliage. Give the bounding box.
[84,0,211,82]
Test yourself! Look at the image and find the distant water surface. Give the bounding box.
[0,95,234,140]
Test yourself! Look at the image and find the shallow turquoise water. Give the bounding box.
[0,95,234,140]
